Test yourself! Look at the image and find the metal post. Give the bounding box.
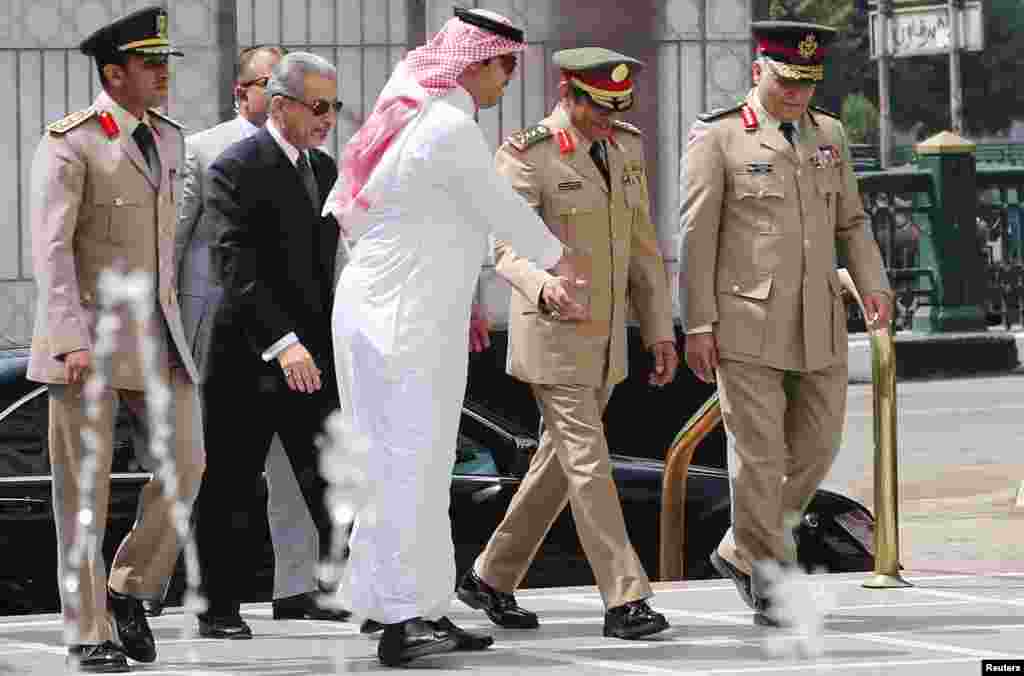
[948,0,964,134]
[837,269,912,589]
[878,0,892,169]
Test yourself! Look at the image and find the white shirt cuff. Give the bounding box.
[261,332,299,362]
[686,324,713,335]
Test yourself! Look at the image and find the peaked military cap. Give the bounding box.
[554,47,644,112]
[751,21,837,82]
[80,6,183,61]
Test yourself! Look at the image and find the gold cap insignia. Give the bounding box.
[611,64,629,83]
[157,14,168,40]
[798,33,818,60]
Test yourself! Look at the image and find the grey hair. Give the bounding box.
[266,52,336,100]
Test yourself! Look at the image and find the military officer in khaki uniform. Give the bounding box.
[457,49,678,640]
[27,6,205,671]
[680,22,892,625]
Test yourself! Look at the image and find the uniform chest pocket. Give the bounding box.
[98,197,149,244]
[553,203,599,248]
[733,171,785,200]
[622,169,647,208]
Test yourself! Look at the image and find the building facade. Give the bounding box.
[0,0,751,343]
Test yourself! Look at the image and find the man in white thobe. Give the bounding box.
[329,8,583,667]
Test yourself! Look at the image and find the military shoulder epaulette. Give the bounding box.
[505,125,552,152]
[697,103,744,123]
[148,108,185,130]
[810,105,839,120]
[47,108,97,135]
[612,120,642,135]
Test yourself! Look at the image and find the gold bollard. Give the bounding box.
[659,391,722,581]
[837,269,912,589]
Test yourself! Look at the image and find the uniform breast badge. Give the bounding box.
[814,145,839,168]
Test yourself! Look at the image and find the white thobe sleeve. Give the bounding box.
[443,119,563,270]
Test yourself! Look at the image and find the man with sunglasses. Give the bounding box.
[193,51,343,640]
[27,6,205,672]
[173,44,349,630]
[680,21,891,626]
[456,48,677,640]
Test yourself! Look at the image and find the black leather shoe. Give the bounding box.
[272,592,352,621]
[197,614,253,639]
[603,600,670,639]
[710,551,755,610]
[456,569,539,629]
[107,588,156,663]
[377,617,459,667]
[66,642,129,673]
[361,619,384,634]
[429,616,493,651]
[141,599,165,617]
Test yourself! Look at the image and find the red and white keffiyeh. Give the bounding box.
[333,9,524,221]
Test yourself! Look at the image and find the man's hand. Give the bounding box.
[863,292,892,330]
[685,332,719,384]
[541,277,588,321]
[469,303,491,353]
[277,343,321,393]
[64,349,91,385]
[648,340,679,387]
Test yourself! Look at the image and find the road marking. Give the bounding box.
[847,401,1024,418]
[0,640,65,656]
[666,657,999,675]
[907,587,1024,608]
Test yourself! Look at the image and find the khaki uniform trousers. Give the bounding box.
[714,358,847,577]
[474,383,651,609]
[49,364,205,644]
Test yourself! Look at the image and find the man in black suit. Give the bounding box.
[194,51,343,639]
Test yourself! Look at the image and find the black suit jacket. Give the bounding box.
[205,128,339,392]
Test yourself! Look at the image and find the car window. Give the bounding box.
[0,387,50,477]
[453,433,499,476]
[0,388,150,478]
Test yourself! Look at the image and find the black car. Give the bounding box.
[0,345,875,615]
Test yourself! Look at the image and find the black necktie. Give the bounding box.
[296,152,320,211]
[589,140,610,187]
[779,122,797,148]
[133,124,157,169]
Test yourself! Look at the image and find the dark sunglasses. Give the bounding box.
[498,53,518,75]
[240,76,270,89]
[141,55,170,68]
[280,93,344,116]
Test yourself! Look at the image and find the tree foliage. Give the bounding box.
[752,0,1024,137]
[842,93,880,143]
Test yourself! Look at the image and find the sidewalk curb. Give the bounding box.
[847,329,1022,383]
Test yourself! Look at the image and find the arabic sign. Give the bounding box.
[870,2,985,58]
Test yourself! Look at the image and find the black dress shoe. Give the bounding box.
[197,614,253,639]
[107,588,156,663]
[67,642,130,673]
[456,569,539,629]
[361,619,384,634]
[377,617,459,667]
[272,592,352,621]
[429,616,493,651]
[710,551,755,610]
[141,599,165,617]
[603,600,670,639]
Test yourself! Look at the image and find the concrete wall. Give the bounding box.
[0,0,749,343]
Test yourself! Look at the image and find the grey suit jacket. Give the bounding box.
[174,116,257,382]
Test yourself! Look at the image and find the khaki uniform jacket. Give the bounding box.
[681,91,891,372]
[494,105,675,389]
[28,91,198,389]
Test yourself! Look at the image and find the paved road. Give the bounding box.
[822,372,1024,573]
